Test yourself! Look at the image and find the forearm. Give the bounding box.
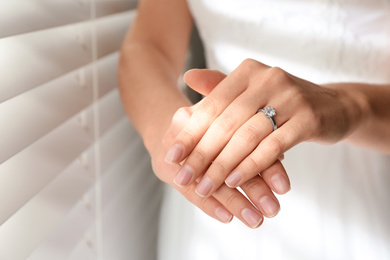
[118,42,191,152]
[325,82,390,153]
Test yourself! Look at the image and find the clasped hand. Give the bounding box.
[159,59,361,228]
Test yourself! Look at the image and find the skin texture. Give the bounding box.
[119,0,390,228]
[118,0,286,227]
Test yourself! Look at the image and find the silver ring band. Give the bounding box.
[256,106,277,131]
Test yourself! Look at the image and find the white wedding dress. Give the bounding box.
[158,1,390,259]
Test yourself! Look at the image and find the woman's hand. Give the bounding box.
[152,70,291,227]
[166,59,367,199]
[153,103,289,227]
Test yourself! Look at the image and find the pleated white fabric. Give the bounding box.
[158,1,390,259]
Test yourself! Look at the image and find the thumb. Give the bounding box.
[183,69,226,96]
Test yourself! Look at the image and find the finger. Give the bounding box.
[240,175,281,218]
[159,161,234,224]
[178,184,234,224]
[172,64,294,185]
[163,106,193,151]
[194,100,292,197]
[228,119,304,188]
[174,87,269,187]
[166,66,252,165]
[260,159,290,195]
[164,101,205,164]
[184,69,227,96]
[212,184,264,228]
[194,110,273,197]
[170,165,265,227]
[171,168,265,227]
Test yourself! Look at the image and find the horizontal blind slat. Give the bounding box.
[101,139,149,211]
[0,0,90,39]
[26,198,95,260]
[0,114,93,225]
[67,239,97,260]
[96,0,138,20]
[0,24,93,103]
[27,139,145,260]
[96,89,127,138]
[0,52,119,164]
[0,102,133,258]
[102,160,161,260]
[0,0,137,38]
[0,11,134,103]
[0,1,160,259]
[24,118,140,259]
[95,11,135,60]
[0,157,95,260]
[99,117,135,173]
[0,88,125,225]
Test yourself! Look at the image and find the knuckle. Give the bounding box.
[210,159,229,177]
[239,58,263,76]
[241,58,259,68]
[267,66,286,78]
[236,124,259,146]
[180,128,196,148]
[196,97,218,119]
[265,135,284,156]
[198,196,209,209]
[237,123,259,145]
[222,191,240,206]
[191,148,207,163]
[245,156,261,172]
[214,110,237,131]
[241,178,262,196]
[172,107,190,122]
[264,66,289,87]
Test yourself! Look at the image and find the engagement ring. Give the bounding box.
[256,106,277,131]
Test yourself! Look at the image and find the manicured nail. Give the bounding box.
[174,165,193,187]
[259,196,280,218]
[225,171,241,187]
[215,207,233,223]
[195,177,213,197]
[165,143,184,164]
[271,174,290,194]
[241,208,263,228]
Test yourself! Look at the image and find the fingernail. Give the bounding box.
[165,143,184,164]
[241,208,263,228]
[271,174,290,194]
[195,177,213,197]
[215,207,233,223]
[259,196,280,218]
[225,171,241,187]
[174,165,193,187]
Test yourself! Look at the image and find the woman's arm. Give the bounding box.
[118,0,287,227]
[324,82,390,153]
[119,0,193,151]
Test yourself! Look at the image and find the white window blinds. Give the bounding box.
[0,1,162,259]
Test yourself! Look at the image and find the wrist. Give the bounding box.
[322,83,370,140]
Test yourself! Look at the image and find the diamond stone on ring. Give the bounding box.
[256,106,277,131]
